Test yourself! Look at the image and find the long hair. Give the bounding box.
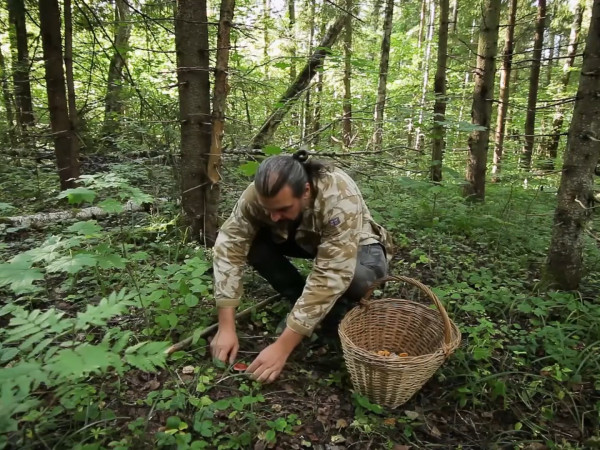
[254,150,329,198]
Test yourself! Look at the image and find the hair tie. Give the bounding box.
[292,149,309,163]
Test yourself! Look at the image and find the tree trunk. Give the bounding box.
[418,0,427,49]
[545,4,584,165]
[372,0,394,152]
[288,0,297,81]
[430,0,449,182]
[251,14,347,149]
[372,0,383,29]
[312,17,326,145]
[0,49,16,146]
[450,0,458,33]
[520,0,546,171]
[102,0,132,139]
[546,32,554,86]
[303,0,317,141]
[175,0,214,244]
[207,0,235,186]
[463,0,501,201]
[546,0,600,290]
[491,0,517,180]
[342,0,353,148]
[8,0,35,131]
[415,0,435,151]
[39,0,80,191]
[263,0,270,75]
[64,0,80,162]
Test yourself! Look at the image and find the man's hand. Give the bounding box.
[211,326,239,364]
[247,326,304,383]
[211,307,239,364]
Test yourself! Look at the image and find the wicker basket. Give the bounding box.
[338,275,461,408]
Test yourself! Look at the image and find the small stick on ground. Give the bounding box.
[165,294,282,355]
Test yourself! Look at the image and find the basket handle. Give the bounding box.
[360,275,453,348]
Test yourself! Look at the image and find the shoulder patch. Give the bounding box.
[329,217,341,227]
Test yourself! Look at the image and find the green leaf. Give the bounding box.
[473,347,491,360]
[0,260,44,293]
[67,220,102,236]
[57,187,96,205]
[184,293,199,307]
[265,429,276,443]
[127,188,153,206]
[76,290,134,330]
[96,253,127,269]
[0,347,18,363]
[125,341,169,372]
[238,161,259,177]
[46,253,97,274]
[98,198,123,214]
[263,145,282,156]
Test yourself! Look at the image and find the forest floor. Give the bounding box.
[1,157,600,449]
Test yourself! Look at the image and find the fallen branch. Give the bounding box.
[164,293,282,355]
[4,199,165,227]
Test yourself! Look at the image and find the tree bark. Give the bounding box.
[288,0,297,82]
[312,17,326,145]
[251,14,347,149]
[450,0,458,33]
[544,3,584,166]
[102,0,132,139]
[342,0,353,148]
[64,0,80,162]
[415,0,435,151]
[303,0,317,141]
[430,0,449,182]
[7,0,35,131]
[207,0,235,185]
[491,0,517,180]
[39,0,80,191]
[520,0,546,171]
[372,0,394,152]
[175,0,214,244]
[0,49,16,146]
[463,0,501,201]
[546,32,554,86]
[546,0,600,290]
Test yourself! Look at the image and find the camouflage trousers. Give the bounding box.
[247,227,388,327]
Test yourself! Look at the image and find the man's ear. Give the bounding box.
[303,182,310,199]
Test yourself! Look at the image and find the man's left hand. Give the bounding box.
[247,341,290,383]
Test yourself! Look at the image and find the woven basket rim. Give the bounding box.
[338,298,462,363]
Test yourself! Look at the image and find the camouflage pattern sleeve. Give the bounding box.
[212,185,259,308]
[286,194,362,336]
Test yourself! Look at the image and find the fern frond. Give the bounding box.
[125,341,170,372]
[75,289,134,330]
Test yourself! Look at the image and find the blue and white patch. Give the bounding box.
[329,217,341,227]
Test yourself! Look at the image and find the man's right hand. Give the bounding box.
[210,307,239,364]
[210,326,239,364]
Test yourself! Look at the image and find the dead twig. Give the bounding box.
[165,294,282,355]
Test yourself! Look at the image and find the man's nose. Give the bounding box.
[270,212,281,222]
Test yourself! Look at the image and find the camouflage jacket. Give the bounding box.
[213,167,393,336]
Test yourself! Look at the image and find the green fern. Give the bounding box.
[125,341,170,372]
[75,288,135,330]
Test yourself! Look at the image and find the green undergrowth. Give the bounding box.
[1,167,599,449]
